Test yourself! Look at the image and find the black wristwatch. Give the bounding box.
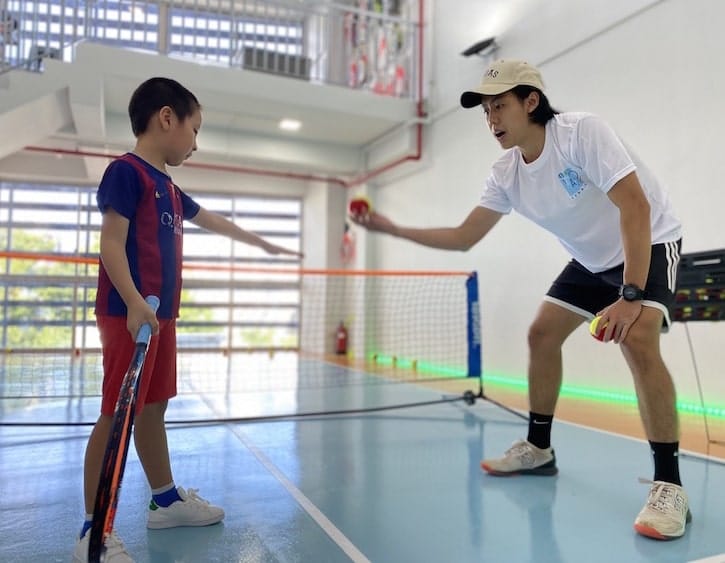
[620,283,646,302]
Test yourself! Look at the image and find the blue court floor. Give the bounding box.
[1,366,725,562]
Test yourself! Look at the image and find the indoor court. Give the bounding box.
[2,359,725,562]
[3,0,725,562]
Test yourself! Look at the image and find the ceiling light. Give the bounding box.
[279,119,301,132]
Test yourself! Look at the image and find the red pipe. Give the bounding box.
[22,146,350,187]
[23,2,425,189]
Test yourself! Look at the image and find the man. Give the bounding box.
[350,59,688,540]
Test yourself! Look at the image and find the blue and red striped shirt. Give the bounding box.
[94,153,200,319]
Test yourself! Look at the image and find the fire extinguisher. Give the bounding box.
[335,321,348,355]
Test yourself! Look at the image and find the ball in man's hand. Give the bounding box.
[589,316,608,341]
[349,197,372,216]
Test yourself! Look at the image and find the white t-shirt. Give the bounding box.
[479,112,682,273]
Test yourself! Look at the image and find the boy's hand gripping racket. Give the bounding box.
[88,295,160,563]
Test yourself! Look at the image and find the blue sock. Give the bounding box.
[152,484,182,507]
[80,519,92,539]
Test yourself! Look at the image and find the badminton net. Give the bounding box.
[0,256,482,422]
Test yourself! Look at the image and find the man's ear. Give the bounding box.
[526,91,540,115]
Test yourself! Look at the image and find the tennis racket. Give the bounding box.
[88,295,160,563]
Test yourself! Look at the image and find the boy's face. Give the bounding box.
[481,91,538,150]
[166,107,202,167]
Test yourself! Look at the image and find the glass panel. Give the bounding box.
[0,181,302,354]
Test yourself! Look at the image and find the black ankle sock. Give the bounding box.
[527,412,554,449]
[649,441,682,485]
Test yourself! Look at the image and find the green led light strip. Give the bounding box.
[483,372,725,419]
[367,354,725,419]
[369,353,467,378]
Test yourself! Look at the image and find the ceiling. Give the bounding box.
[99,65,415,148]
[0,42,420,181]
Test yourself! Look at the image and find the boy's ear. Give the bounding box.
[158,106,174,131]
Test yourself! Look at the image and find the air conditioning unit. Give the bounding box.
[240,47,310,80]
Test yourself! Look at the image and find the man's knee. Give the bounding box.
[620,322,663,372]
[528,319,567,353]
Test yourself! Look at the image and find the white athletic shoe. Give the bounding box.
[634,479,691,540]
[480,439,558,476]
[147,487,225,529]
[72,529,134,563]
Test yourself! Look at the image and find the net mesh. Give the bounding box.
[1,264,481,423]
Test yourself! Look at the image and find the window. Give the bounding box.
[0,181,303,352]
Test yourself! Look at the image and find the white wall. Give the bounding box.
[363,0,725,416]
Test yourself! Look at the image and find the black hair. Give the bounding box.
[510,85,559,125]
[128,77,201,136]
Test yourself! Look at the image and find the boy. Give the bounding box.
[351,59,689,540]
[74,77,302,562]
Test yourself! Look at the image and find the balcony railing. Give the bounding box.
[0,0,419,99]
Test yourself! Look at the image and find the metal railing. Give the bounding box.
[0,0,419,98]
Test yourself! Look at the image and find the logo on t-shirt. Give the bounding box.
[558,167,586,198]
[160,211,183,235]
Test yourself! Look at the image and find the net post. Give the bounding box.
[465,271,481,378]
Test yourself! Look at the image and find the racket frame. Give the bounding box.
[87,295,159,563]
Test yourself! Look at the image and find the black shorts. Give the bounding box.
[545,239,682,328]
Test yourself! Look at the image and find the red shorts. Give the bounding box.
[97,315,177,416]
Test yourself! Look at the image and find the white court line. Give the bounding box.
[480,401,725,465]
[560,416,725,464]
[688,555,725,563]
[226,424,371,563]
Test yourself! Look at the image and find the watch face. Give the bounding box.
[622,285,643,300]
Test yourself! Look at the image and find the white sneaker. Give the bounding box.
[480,439,558,476]
[634,479,691,540]
[72,529,134,563]
[147,487,225,529]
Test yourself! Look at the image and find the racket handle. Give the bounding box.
[136,295,160,345]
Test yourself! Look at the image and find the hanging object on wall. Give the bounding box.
[344,0,409,95]
[340,222,356,265]
[0,10,19,45]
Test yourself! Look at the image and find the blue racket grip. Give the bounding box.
[136,295,160,345]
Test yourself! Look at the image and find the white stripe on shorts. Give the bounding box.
[665,240,680,292]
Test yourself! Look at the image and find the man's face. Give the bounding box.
[481,91,536,150]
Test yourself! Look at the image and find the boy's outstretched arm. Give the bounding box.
[190,207,303,257]
[350,205,502,251]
